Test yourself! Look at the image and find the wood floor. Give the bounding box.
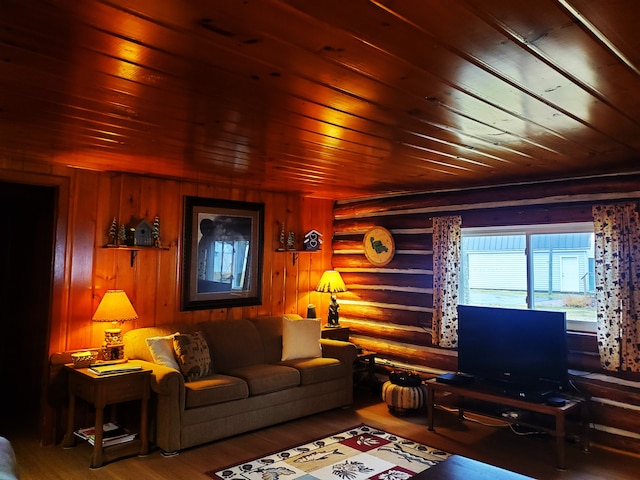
[6,388,639,480]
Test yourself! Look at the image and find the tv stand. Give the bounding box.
[426,379,588,470]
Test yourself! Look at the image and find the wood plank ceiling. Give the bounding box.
[1,0,639,200]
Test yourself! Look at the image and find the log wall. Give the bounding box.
[332,174,640,454]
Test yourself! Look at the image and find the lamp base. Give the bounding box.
[102,343,125,361]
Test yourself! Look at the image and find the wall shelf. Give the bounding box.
[102,245,170,266]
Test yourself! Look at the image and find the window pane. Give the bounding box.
[459,235,527,309]
[530,233,595,323]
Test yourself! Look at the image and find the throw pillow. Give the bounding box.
[281,317,322,361]
[173,331,212,381]
[145,333,180,371]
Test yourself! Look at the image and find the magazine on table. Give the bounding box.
[74,422,136,446]
[88,363,143,375]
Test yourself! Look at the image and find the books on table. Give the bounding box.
[88,363,143,375]
[74,422,136,447]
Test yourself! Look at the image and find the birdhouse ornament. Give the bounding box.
[303,230,323,251]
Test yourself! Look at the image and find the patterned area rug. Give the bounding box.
[206,424,450,480]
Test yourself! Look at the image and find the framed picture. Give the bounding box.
[181,196,264,311]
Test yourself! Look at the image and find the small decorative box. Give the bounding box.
[71,350,98,368]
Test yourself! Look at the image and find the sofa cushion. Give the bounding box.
[279,357,345,385]
[225,364,300,395]
[199,319,265,371]
[146,333,180,370]
[251,314,303,363]
[184,374,249,409]
[173,331,212,381]
[281,317,322,361]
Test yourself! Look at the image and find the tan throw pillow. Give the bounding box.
[173,331,211,381]
[281,317,322,361]
[145,333,180,371]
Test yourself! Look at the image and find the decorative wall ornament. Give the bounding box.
[363,226,395,266]
[303,229,323,251]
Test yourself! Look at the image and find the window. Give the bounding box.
[458,223,595,332]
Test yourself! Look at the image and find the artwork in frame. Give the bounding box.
[181,196,264,311]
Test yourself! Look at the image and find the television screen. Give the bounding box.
[457,305,568,393]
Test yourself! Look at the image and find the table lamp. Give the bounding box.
[92,289,138,360]
[315,270,347,328]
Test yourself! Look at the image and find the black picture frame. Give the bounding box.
[181,196,264,311]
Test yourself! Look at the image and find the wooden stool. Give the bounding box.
[382,380,427,414]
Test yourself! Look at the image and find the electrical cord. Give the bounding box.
[434,404,548,435]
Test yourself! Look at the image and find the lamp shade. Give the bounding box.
[92,290,138,323]
[315,270,347,293]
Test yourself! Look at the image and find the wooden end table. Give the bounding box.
[62,363,151,468]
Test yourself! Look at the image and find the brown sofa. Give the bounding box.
[123,314,357,454]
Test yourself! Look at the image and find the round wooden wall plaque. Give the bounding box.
[363,227,395,266]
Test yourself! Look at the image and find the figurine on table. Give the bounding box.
[327,295,340,327]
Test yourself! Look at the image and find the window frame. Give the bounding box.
[459,222,596,333]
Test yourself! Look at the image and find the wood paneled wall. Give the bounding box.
[0,161,334,357]
[332,174,640,454]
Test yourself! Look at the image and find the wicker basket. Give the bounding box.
[71,350,98,368]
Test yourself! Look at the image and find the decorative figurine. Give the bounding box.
[278,221,286,251]
[287,231,295,250]
[153,215,161,247]
[118,224,127,246]
[108,217,118,245]
[327,295,340,327]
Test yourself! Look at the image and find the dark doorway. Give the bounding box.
[0,182,56,432]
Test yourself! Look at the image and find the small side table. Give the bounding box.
[321,326,350,341]
[62,363,151,468]
[354,349,379,387]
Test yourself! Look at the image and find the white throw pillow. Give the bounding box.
[281,317,322,361]
[146,333,180,370]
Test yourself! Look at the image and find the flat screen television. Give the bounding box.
[457,305,568,394]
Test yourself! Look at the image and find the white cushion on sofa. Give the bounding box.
[146,333,180,370]
[281,317,322,361]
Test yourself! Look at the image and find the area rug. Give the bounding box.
[206,424,450,480]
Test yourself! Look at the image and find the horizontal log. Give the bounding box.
[340,272,433,289]
[351,336,456,372]
[344,320,432,347]
[333,253,433,270]
[567,331,598,353]
[333,233,433,251]
[341,308,432,328]
[588,401,640,436]
[568,351,602,372]
[337,290,433,308]
[334,216,434,232]
[589,429,640,455]
[334,174,640,219]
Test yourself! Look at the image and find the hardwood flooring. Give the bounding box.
[5,388,639,480]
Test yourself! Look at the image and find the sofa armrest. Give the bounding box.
[320,339,358,367]
[133,360,185,453]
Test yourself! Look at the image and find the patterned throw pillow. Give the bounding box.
[173,331,211,381]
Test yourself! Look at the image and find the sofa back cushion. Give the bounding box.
[251,314,303,363]
[198,319,265,372]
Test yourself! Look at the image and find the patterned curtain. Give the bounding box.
[431,215,462,348]
[592,203,640,372]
